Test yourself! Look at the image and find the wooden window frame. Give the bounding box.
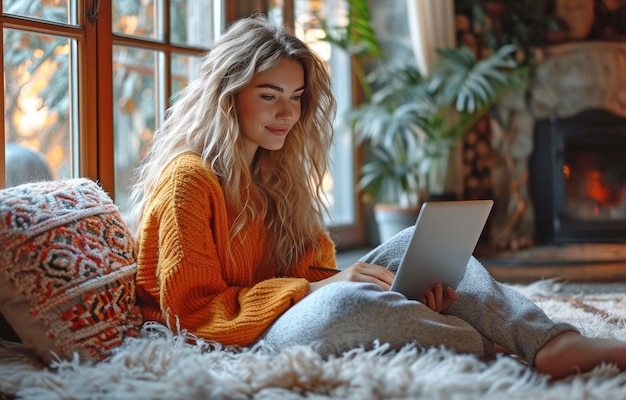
[1,1,368,250]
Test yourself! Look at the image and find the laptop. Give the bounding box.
[389,200,493,301]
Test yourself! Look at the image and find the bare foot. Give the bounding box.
[534,331,626,379]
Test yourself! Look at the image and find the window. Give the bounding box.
[269,0,365,248]
[109,0,218,218]
[2,0,365,249]
[2,0,218,221]
[2,1,82,186]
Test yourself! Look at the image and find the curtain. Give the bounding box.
[406,0,456,76]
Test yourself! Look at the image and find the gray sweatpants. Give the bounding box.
[260,226,577,365]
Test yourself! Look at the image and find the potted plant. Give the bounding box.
[345,47,524,241]
[414,44,527,196]
[322,0,526,242]
[343,63,428,241]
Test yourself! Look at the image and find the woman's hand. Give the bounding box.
[420,283,458,313]
[308,261,395,294]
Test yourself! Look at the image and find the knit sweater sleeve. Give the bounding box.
[287,232,340,281]
[136,154,334,346]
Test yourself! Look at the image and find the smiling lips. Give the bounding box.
[266,125,290,136]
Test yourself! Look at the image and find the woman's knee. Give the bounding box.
[261,282,386,349]
[311,281,408,318]
[314,281,380,302]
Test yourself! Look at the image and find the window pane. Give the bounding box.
[171,53,202,98]
[113,46,158,218]
[170,0,218,46]
[2,0,75,25]
[268,0,284,26]
[4,28,75,187]
[112,0,158,40]
[293,0,355,226]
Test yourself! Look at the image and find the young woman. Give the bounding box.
[130,14,626,380]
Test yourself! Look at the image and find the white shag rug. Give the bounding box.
[2,280,626,400]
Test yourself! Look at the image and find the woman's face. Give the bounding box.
[236,57,304,165]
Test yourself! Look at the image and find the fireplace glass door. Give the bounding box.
[531,109,626,244]
[564,138,626,221]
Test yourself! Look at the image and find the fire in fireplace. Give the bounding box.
[530,109,626,244]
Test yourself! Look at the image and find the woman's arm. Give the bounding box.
[137,155,313,346]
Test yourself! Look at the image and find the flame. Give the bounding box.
[584,169,621,207]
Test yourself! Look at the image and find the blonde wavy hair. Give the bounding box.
[129,15,337,274]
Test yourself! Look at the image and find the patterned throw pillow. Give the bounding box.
[0,178,142,363]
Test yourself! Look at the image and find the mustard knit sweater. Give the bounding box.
[135,153,337,346]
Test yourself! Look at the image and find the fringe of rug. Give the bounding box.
[3,283,626,399]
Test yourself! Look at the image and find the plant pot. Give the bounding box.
[373,204,421,243]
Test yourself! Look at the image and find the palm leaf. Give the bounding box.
[430,44,518,113]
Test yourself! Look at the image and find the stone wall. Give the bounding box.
[488,42,626,251]
[365,1,626,250]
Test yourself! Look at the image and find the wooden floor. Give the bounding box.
[480,243,626,283]
[482,259,626,283]
[337,243,626,284]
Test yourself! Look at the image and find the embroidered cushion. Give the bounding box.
[0,178,142,363]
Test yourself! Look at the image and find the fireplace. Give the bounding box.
[530,109,626,244]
